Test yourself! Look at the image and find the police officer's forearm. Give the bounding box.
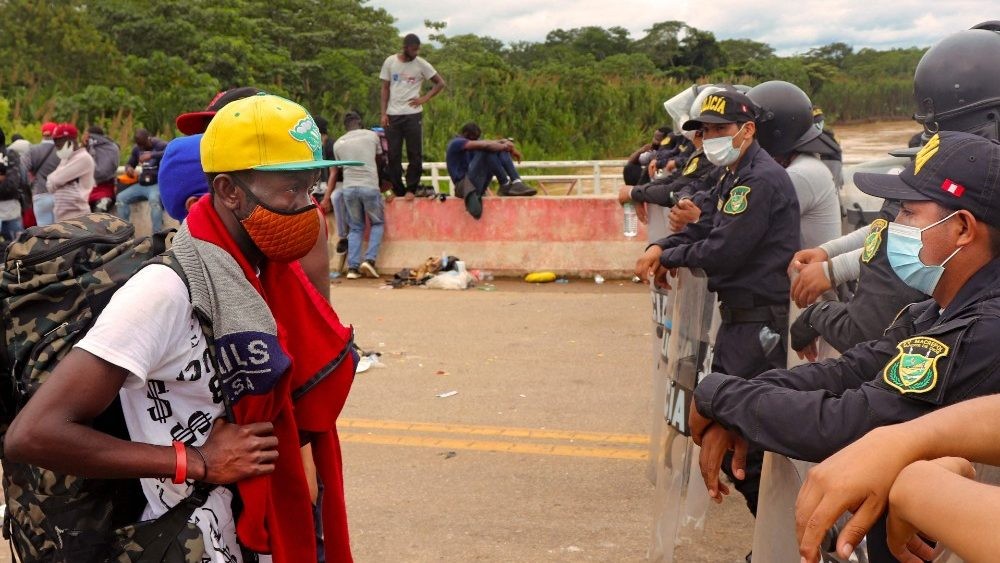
[761,337,890,393]
[819,225,868,259]
[829,248,863,285]
[695,376,918,462]
[804,301,872,353]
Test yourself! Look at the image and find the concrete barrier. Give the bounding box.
[129,196,648,279]
[325,196,650,278]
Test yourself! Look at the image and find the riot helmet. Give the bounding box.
[913,22,1000,140]
[747,80,819,156]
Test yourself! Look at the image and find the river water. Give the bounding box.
[833,119,923,164]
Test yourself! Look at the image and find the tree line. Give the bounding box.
[0,0,925,161]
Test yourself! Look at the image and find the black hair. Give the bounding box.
[10,134,22,142]
[314,116,328,135]
[343,111,362,128]
[403,33,421,47]
[656,125,672,136]
[87,125,105,136]
[460,122,481,139]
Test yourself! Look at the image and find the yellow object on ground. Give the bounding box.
[524,271,557,283]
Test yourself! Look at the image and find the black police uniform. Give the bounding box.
[629,150,719,208]
[791,200,928,353]
[697,258,1000,561]
[655,140,800,378]
[651,140,800,515]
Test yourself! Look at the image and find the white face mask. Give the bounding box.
[703,124,748,167]
[56,144,74,161]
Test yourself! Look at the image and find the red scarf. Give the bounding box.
[185,195,356,563]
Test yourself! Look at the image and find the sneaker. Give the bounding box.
[464,190,483,220]
[346,269,362,279]
[360,260,379,278]
[335,238,348,255]
[499,179,537,197]
[414,185,436,197]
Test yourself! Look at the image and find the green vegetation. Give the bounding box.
[0,1,925,160]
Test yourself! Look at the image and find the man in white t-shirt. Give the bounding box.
[5,93,356,563]
[325,111,384,279]
[379,33,446,199]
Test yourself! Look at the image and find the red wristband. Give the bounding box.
[172,441,187,484]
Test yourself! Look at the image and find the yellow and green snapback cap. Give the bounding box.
[201,92,361,172]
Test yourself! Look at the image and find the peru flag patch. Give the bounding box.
[941,179,965,197]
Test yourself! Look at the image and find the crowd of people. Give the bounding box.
[1,18,999,563]
[626,21,1000,563]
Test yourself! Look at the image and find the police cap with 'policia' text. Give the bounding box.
[682,89,759,131]
[854,131,1000,228]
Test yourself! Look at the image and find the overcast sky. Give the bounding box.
[370,0,994,55]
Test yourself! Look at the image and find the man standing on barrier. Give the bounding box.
[688,131,1000,562]
[635,88,800,515]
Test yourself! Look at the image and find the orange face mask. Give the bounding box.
[233,176,320,263]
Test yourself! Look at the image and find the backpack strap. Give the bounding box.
[29,145,54,176]
[148,251,234,423]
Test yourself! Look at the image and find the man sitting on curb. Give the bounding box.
[445,121,536,220]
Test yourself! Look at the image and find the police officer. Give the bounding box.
[789,22,1000,357]
[618,131,720,210]
[748,81,841,250]
[689,131,1000,563]
[806,106,844,189]
[635,88,800,514]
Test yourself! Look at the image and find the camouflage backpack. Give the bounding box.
[0,213,197,562]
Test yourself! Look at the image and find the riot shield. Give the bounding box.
[752,277,862,562]
[646,281,672,484]
[648,268,717,563]
[645,203,672,244]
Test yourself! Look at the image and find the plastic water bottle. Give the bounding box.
[623,203,638,238]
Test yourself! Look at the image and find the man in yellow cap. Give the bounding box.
[6,93,361,563]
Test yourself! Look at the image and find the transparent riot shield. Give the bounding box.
[647,281,672,484]
[753,275,864,562]
[649,268,717,563]
[645,203,672,244]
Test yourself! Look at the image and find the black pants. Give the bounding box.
[386,113,423,195]
[711,317,788,517]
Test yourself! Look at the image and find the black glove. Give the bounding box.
[790,304,822,352]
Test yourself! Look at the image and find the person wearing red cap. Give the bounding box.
[46,123,95,221]
[27,121,62,226]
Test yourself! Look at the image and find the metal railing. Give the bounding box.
[412,160,628,196]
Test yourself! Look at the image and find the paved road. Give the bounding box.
[331,279,753,562]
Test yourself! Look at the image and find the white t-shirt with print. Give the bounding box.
[76,264,242,563]
[379,54,437,116]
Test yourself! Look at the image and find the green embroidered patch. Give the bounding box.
[883,336,949,394]
[862,218,888,263]
[722,186,751,215]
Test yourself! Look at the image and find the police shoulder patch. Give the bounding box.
[722,186,751,215]
[683,157,700,176]
[882,336,949,394]
[861,218,888,263]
